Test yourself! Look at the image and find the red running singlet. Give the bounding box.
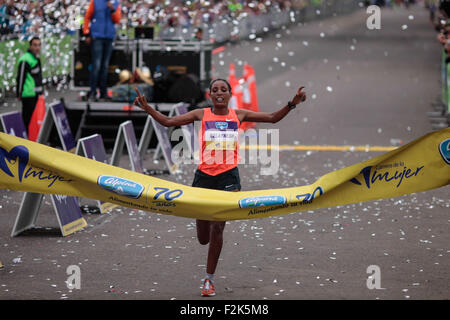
[198,107,241,176]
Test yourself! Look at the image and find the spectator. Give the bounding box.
[427,0,439,24]
[193,27,203,40]
[16,36,43,130]
[439,0,450,19]
[0,0,8,35]
[83,0,121,101]
[0,0,9,29]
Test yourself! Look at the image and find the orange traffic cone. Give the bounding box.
[228,64,239,109]
[240,78,255,130]
[28,95,46,142]
[240,64,259,130]
[228,63,254,130]
[228,63,237,88]
[242,80,252,110]
[244,63,259,112]
[234,77,244,110]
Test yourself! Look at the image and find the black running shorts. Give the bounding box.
[192,167,241,191]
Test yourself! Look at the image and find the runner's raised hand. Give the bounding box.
[290,86,306,105]
[134,88,149,110]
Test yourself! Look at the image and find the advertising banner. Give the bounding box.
[0,129,449,222]
[0,111,28,139]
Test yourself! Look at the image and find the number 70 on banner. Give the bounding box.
[151,187,184,201]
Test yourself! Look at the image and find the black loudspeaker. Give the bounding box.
[142,50,199,79]
[135,26,154,39]
[73,40,134,89]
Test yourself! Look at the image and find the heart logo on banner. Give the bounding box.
[0,145,29,182]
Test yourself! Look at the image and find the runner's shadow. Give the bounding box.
[18,227,63,237]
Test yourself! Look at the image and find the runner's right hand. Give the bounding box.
[134,88,149,110]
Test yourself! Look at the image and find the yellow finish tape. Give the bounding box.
[242,145,397,152]
[0,129,449,221]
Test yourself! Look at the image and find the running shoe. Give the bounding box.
[201,279,216,297]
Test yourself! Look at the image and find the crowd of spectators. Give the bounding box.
[430,0,450,124]
[433,0,450,53]
[364,0,417,7]
[0,0,305,40]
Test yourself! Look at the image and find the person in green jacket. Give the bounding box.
[16,36,43,129]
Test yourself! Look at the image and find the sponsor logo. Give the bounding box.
[215,121,228,130]
[0,145,29,182]
[0,145,72,187]
[350,164,424,189]
[239,195,286,208]
[97,175,144,199]
[439,138,450,165]
[296,186,323,203]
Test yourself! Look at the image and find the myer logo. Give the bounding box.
[439,138,450,165]
[215,122,228,130]
[239,195,286,208]
[97,175,144,199]
[350,164,424,189]
[0,144,72,188]
[0,145,29,182]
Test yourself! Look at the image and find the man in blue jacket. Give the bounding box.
[83,0,121,101]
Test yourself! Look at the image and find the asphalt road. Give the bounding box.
[0,3,449,303]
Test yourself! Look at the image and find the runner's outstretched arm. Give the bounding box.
[237,86,306,123]
[133,88,203,127]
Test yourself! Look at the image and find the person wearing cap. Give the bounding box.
[134,67,154,101]
[193,27,203,41]
[111,67,154,102]
[111,69,133,102]
[83,0,121,102]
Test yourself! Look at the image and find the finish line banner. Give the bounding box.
[0,129,449,221]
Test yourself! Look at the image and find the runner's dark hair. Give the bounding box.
[209,78,232,94]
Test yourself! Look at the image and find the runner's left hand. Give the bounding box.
[291,86,306,105]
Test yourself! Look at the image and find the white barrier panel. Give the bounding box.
[9,102,86,236]
[111,120,144,173]
[76,134,117,213]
